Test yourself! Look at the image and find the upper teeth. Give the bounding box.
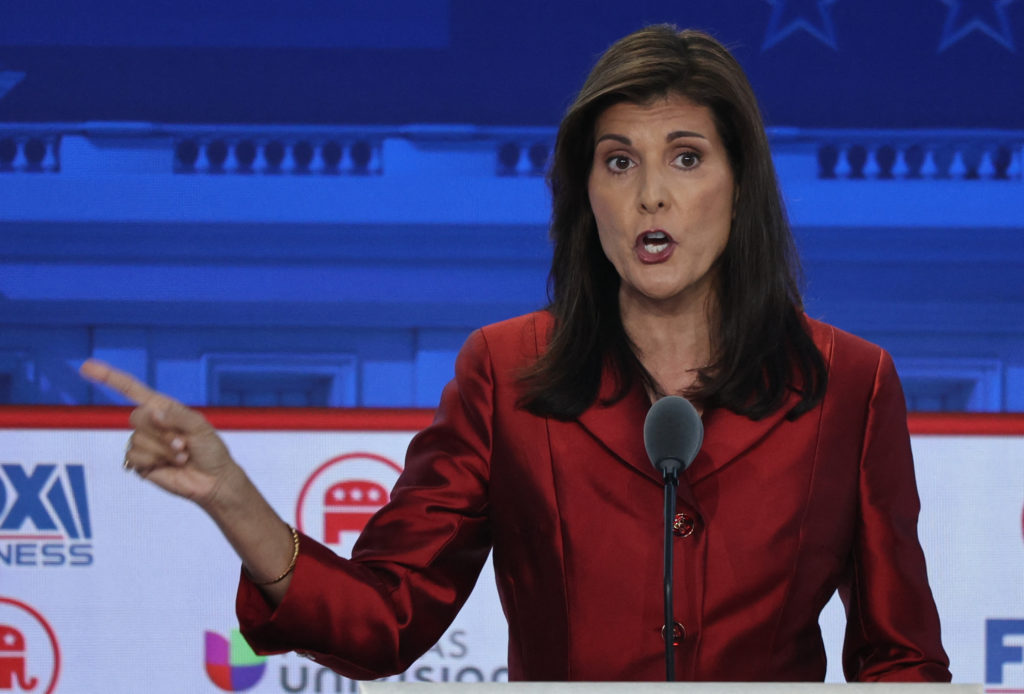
[643,232,669,252]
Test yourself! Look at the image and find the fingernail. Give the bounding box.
[175,452,189,464]
[171,437,185,450]
[155,409,167,422]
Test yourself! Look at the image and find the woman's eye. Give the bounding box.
[606,155,634,173]
[675,151,701,169]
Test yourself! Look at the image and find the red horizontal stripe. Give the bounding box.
[0,405,435,431]
[1,406,1023,435]
[908,412,1024,436]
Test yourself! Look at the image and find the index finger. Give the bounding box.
[79,358,166,407]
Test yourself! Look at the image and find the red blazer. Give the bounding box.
[237,311,951,682]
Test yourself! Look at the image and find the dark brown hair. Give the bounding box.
[519,25,827,421]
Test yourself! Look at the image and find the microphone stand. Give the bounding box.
[660,459,682,682]
[644,395,704,682]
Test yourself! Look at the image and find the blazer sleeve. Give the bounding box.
[838,349,952,682]
[236,328,496,679]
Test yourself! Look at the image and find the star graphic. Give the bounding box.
[938,0,1017,51]
[762,0,840,51]
[0,69,25,101]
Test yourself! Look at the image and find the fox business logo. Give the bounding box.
[987,619,1024,692]
[0,463,93,567]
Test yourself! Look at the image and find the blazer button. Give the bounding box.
[661,621,686,646]
[673,513,695,537]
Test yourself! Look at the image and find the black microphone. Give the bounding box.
[644,395,703,481]
[643,395,704,682]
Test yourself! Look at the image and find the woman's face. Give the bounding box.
[587,92,735,314]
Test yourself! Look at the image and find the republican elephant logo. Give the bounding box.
[323,479,390,544]
[0,598,58,694]
[296,451,402,558]
[0,624,38,691]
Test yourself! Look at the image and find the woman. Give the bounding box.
[81,25,951,682]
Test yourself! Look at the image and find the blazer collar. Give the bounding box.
[575,364,798,488]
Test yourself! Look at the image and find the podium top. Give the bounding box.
[359,684,981,693]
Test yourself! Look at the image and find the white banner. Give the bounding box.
[1,411,1021,693]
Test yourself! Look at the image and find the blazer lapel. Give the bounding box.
[575,365,661,486]
[575,372,706,512]
[686,391,798,486]
[529,311,667,487]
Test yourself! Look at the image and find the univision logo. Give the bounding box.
[204,629,267,692]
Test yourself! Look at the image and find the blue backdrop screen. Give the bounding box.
[0,0,450,48]
[0,0,1021,128]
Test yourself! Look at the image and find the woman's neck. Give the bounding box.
[619,287,717,400]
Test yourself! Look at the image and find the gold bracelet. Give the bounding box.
[252,525,300,586]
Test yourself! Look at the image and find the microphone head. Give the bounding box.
[643,396,704,474]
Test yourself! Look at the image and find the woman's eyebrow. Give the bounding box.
[595,131,708,146]
[667,130,707,141]
[598,130,708,146]
[595,133,631,146]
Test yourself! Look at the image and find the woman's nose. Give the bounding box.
[638,170,669,212]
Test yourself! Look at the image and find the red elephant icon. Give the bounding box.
[323,479,389,544]
[0,624,38,691]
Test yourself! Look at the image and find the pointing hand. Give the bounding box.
[79,359,240,509]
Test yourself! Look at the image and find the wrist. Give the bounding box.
[244,525,300,585]
[199,462,255,519]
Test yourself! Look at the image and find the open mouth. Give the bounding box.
[634,229,677,263]
[634,231,675,255]
[640,230,671,254]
